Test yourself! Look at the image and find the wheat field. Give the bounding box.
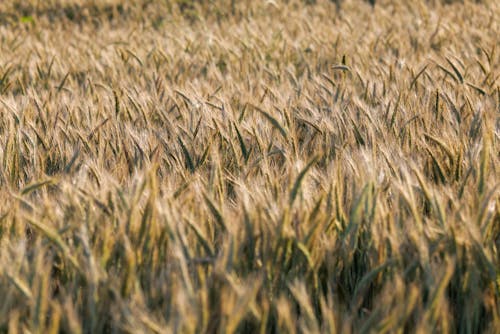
[0,0,498,333]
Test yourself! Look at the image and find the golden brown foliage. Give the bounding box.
[0,0,498,332]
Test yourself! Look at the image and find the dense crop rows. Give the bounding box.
[0,0,498,332]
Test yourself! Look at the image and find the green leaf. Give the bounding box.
[20,16,34,24]
[289,156,318,206]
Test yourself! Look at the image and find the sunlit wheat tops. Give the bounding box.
[0,0,499,333]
